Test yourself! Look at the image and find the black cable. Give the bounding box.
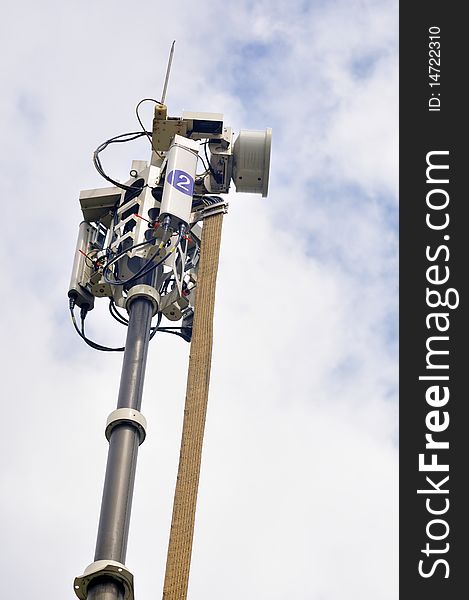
[105,226,186,288]
[195,142,211,179]
[93,131,150,191]
[79,307,127,352]
[109,299,162,341]
[103,247,170,287]
[105,239,153,269]
[157,328,190,340]
[69,302,125,352]
[109,299,129,326]
[102,239,157,286]
[149,312,162,340]
[204,140,221,182]
[70,298,165,352]
[159,275,175,296]
[125,248,171,283]
[191,196,224,215]
[93,96,169,192]
[135,98,164,158]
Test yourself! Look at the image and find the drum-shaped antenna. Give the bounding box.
[232,128,272,197]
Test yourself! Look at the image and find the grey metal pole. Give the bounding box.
[88,580,124,600]
[87,295,154,600]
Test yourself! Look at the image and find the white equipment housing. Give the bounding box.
[232,128,272,197]
[160,135,199,228]
[181,111,224,139]
[69,221,96,309]
[69,102,272,320]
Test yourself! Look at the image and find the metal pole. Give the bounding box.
[88,580,124,600]
[87,295,154,600]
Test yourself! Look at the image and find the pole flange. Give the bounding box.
[125,284,160,316]
[73,560,134,600]
[105,408,147,444]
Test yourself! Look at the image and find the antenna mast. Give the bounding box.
[70,44,272,600]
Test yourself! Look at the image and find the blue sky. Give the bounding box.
[0,1,398,598]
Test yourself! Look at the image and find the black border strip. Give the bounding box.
[400,4,468,597]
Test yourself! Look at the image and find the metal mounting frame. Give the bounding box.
[105,408,147,445]
[73,560,134,600]
[125,284,160,316]
[192,201,229,224]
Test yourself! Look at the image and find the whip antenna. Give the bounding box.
[161,40,175,104]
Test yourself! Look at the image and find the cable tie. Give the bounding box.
[135,213,152,224]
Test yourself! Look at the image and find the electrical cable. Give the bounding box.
[109,299,164,341]
[156,328,190,340]
[70,298,165,352]
[103,246,171,287]
[108,226,185,287]
[149,311,163,340]
[69,300,125,352]
[105,239,153,269]
[203,140,221,182]
[160,275,175,296]
[103,219,183,288]
[109,299,129,326]
[80,307,125,352]
[196,142,211,176]
[135,98,165,159]
[102,239,159,286]
[93,131,151,192]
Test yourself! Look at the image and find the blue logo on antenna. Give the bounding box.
[167,170,195,197]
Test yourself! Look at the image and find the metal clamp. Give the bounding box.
[125,284,160,316]
[105,408,147,445]
[192,201,229,223]
[74,560,134,600]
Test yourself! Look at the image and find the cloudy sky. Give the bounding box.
[0,1,398,598]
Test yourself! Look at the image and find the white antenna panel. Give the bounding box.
[232,128,272,197]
